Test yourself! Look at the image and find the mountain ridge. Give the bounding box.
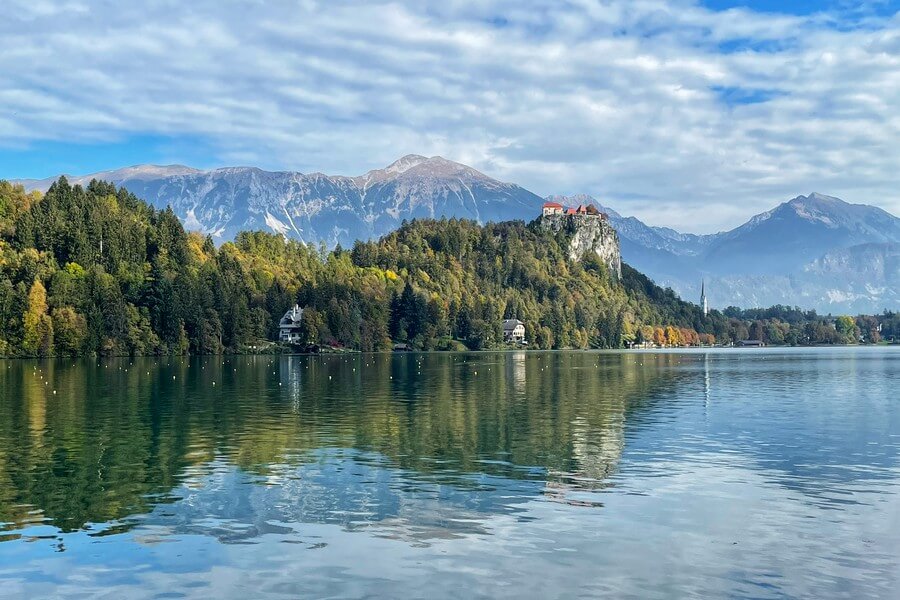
[11,159,900,313]
[13,156,543,246]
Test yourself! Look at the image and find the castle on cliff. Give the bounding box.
[542,201,608,219]
[538,202,620,278]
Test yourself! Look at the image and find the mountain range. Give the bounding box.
[15,156,542,246]
[13,156,900,313]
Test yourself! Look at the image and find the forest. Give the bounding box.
[0,178,894,356]
[718,305,897,346]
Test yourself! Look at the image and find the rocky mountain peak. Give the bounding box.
[383,154,429,175]
[400,156,489,180]
[793,192,842,205]
[785,192,843,215]
[767,192,900,239]
[354,155,506,191]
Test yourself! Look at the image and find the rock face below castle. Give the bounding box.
[538,214,622,278]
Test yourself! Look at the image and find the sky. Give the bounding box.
[2,0,900,233]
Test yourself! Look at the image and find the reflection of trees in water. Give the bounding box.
[0,352,685,536]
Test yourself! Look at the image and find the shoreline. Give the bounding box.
[2,343,897,361]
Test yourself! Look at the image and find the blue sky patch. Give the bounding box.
[700,0,900,17]
[711,85,785,106]
[0,135,220,180]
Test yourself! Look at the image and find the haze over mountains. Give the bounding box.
[551,193,900,314]
[14,157,900,313]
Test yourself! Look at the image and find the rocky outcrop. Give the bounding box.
[539,214,622,278]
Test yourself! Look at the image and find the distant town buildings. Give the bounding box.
[503,319,526,344]
[279,304,304,343]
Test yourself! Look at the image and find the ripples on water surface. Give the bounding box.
[0,348,897,598]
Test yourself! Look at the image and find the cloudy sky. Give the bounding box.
[2,0,900,232]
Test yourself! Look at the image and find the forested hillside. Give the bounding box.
[0,177,725,356]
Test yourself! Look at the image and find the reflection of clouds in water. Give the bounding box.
[139,449,548,546]
[5,457,898,600]
[662,349,900,503]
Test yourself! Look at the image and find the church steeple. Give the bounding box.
[700,280,708,317]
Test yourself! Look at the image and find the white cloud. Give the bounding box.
[1,0,899,232]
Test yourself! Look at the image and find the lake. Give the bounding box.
[0,348,897,598]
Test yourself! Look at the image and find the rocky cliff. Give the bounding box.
[538,214,622,278]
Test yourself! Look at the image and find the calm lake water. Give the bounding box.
[0,348,898,599]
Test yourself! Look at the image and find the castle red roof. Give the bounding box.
[543,201,563,208]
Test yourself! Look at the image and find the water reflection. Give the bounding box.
[0,352,678,538]
[0,348,898,598]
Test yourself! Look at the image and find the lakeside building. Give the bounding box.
[279,304,304,343]
[503,319,526,344]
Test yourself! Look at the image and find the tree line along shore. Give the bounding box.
[0,179,895,358]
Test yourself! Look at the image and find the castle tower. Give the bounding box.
[700,280,708,317]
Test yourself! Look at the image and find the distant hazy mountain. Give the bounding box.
[803,243,899,306]
[548,193,900,314]
[702,193,900,274]
[14,160,900,313]
[15,156,543,247]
